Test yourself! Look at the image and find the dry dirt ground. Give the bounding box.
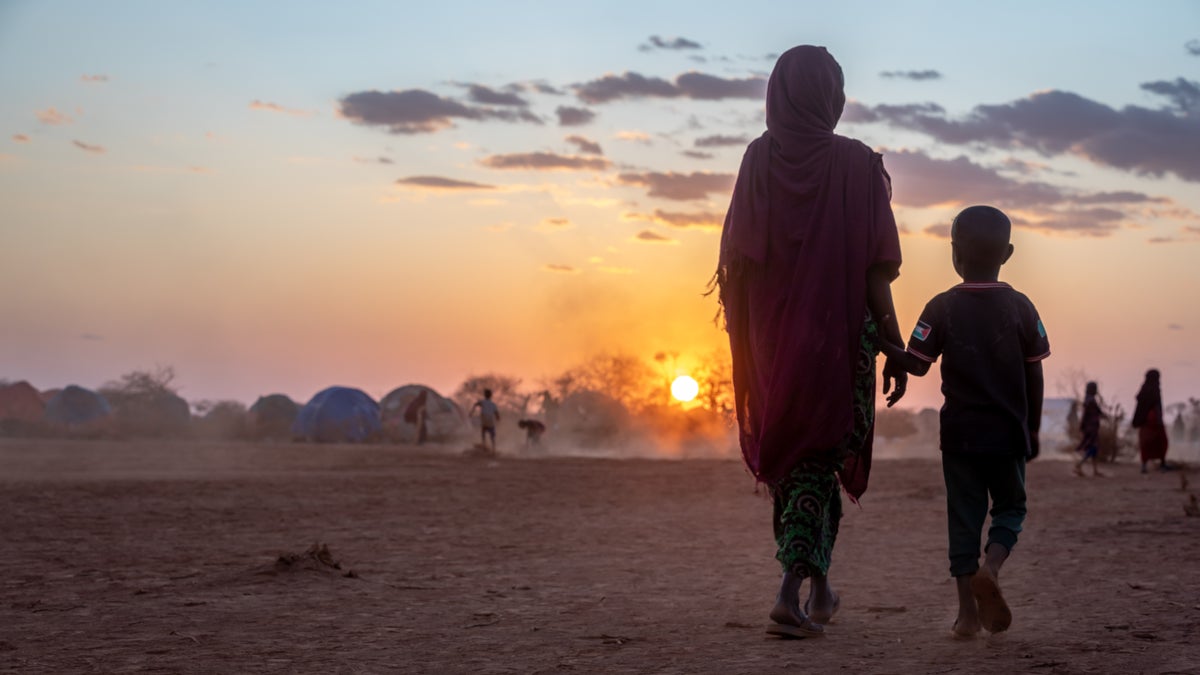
[0,439,1197,674]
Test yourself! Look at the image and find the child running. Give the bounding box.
[1074,382,1106,477]
[878,205,1049,637]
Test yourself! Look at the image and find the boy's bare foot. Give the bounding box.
[970,567,1012,633]
[767,597,825,638]
[951,617,981,639]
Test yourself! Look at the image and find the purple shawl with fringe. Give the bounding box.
[716,46,901,499]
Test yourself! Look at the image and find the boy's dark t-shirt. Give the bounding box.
[906,282,1050,457]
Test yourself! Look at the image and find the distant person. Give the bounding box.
[470,389,500,453]
[1074,382,1106,477]
[878,205,1049,638]
[1132,369,1170,473]
[713,45,907,638]
[1171,411,1185,444]
[539,390,559,430]
[517,419,546,449]
[403,389,429,445]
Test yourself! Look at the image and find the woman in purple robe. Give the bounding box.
[714,45,908,638]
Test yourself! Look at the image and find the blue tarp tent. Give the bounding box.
[292,386,381,442]
[44,385,112,426]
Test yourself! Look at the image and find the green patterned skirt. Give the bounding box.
[771,315,878,578]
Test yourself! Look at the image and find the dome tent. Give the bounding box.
[43,385,113,430]
[292,386,381,443]
[248,394,299,439]
[0,381,46,435]
[380,384,465,442]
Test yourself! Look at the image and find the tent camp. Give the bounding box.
[292,386,381,443]
[43,385,113,431]
[248,394,299,439]
[0,381,46,434]
[380,384,465,442]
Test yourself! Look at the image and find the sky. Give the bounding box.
[1,1,1199,412]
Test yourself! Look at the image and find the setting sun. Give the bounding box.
[670,375,699,402]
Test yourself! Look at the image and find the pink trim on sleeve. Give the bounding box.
[1025,351,1051,363]
[907,347,936,363]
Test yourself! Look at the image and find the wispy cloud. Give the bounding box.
[479,152,610,171]
[72,140,105,154]
[564,135,603,155]
[12,134,30,143]
[1187,39,1200,56]
[537,217,573,231]
[249,100,315,117]
[614,130,652,144]
[575,71,766,104]
[694,134,748,148]
[80,74,110,83]
[542,263,579,273]
[36,107,74,125]
[80,333,104,341]
[625,208,723,231]
[617,170,734,200]
[395,175,496,190]
[339,89,540,134]
[639,35,702,51]
[880,70,942,81]
[682,150,713,160]
[633,230,678,244]
[353,156,395,165]
[555,105,596,126]
[462,83,529,107]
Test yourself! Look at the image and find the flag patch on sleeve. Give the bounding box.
[912,321,932,341]
[1037,319,1046,338]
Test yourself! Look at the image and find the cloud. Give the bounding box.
[694,134,749,148]
[395,175,496,189]
[634,230,678,243]
[682,150,713,160]
[846,84,1200,181]
[80,333,104,341]
[248,100,314,117]
[1140,78,1200,115]
[72,140,105,154]
[885,148,1145,237]
[338,89,540,134]
[615,130,652,144]
[880,70,942,81]
[640,35,702,51]
[885,148,1067,209]
[12,134,29,143]
[80,74,109,83]
[625,208,723,230]
[598,265,635,275]
[564,135,603,155]
[464,84,529,107]
[574,70,765,104]
[479,152,610,171]
[556,105,596,126]
[36,107,74,125]
[1168,323,1184,330]
[1187,39,1200,56]
[924,224,951,238]
[542,263,579,273]
[353,156,395,165]
[617,170,735,200]
[537,217,572,231]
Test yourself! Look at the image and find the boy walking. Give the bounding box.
[470,389,500,454]
[879,205,1049,637]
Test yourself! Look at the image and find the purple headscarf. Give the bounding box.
[716,46,901,497]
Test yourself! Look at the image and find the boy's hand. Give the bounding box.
[1026,431,1040,461]
[882,357,907,407]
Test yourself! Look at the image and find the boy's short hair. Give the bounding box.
[951,205,1011,267]
[483,388,493,398]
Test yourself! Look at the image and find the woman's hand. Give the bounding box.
[882,357,908,407]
